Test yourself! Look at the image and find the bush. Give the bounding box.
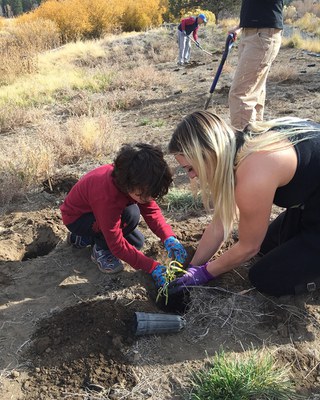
[12,0,165,41]
[121,0,163,31]
[11,18,61,52]
[283,5,298,22]
[295,12,320,36]
[81,0,124,38]
[34,0,91,42]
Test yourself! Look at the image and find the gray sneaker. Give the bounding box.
[91,244,124,274]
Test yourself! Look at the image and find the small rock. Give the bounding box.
[10,370,20,378]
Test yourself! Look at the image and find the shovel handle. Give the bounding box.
[208,33,235,94]
[204,33,236,109]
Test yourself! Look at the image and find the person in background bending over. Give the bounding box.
[60,143,187,287]
[177,13,207,66]
[228,0,284,130]
[168,110,320,297]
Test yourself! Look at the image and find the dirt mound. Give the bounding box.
[22,299,139,399]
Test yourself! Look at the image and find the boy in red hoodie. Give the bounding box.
[60,143,187,287]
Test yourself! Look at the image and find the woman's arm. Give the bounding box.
[205,149,295,277]
[191,217,224,266]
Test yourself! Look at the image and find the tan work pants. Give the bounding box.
[228,28,282,130]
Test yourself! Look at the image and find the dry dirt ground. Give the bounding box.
[0,27,320,399]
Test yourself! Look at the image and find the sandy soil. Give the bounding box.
[0,27,320,399]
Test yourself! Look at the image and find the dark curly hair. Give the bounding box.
[112,143,173,201]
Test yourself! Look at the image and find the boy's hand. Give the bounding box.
[164,236,187,264]
[151,264,167,288]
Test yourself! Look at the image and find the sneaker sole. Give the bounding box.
[91,255,124,274]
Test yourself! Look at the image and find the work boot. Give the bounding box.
[91,244,124,274]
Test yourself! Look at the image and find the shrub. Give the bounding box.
[17,0,165,41]
[121,0,164,31]
[294,12,320,36]
[11,18,61,52]
[34,0,91,42]
[283,5,298,22]
[81,0,124,38]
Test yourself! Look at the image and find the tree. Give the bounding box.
[169,0,241,22]
[22,0,37,12]
[10,0,23,15]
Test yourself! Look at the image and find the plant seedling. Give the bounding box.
[156,260,185,305]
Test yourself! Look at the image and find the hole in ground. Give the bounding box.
[22,226,60,261]
[42,174,78,194]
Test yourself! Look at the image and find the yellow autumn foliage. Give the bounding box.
[11,0,165,42]
[81,0,125,37]
[34,0,91,42]
[122,0,163,31]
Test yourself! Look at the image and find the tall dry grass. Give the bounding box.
[282,32,320,53]
[0,19,60,85]
[0,114,121,205]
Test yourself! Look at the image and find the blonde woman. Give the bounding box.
[168,110,320,296]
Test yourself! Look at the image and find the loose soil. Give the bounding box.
[0,26,320,400]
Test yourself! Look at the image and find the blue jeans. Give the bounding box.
[66,204,144,250]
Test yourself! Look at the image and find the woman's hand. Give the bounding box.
[168,264,214,294]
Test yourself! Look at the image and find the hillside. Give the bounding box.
[0,26,320,399]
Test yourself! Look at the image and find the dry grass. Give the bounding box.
[268,63,300,83]
[107,64,172,91]
[0,105,44,134]
[0,33,174,109]
[0,19,60,85]
[217,17,240,32]
[0,114,121,205]
[282,32,320,53]
[184,287,265,342]
[294,13,320,36]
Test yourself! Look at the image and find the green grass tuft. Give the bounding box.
[187,350,301,400]
[162,188,203,212]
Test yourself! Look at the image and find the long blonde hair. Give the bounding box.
[168,111,315,239]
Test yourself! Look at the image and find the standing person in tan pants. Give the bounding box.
[228,0,284,131]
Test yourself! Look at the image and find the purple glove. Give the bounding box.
[168,263,214,294]
[164,236,187,264]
